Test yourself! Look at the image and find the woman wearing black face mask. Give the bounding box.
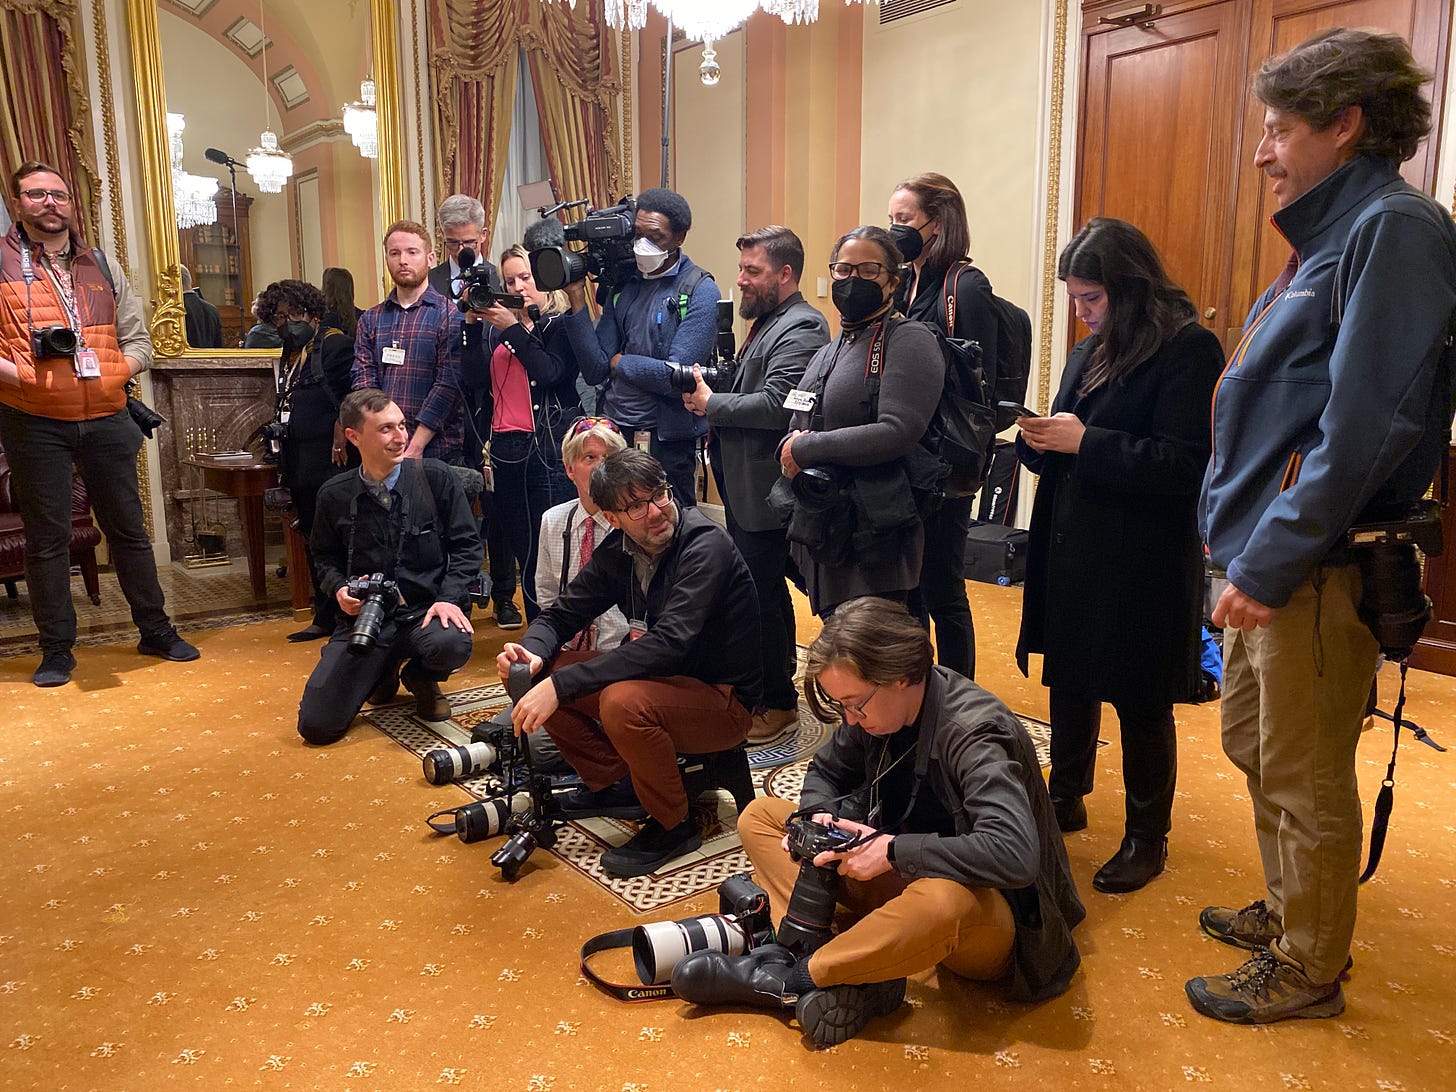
[257,279,357,641]
[887,172,998,682]
[777,226,945,616]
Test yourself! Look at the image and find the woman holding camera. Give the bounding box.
[260,279,356,642]
[778,227,944,617]
[888,172,998,680]
[462,244,583,621]
[1014,218,1223,893]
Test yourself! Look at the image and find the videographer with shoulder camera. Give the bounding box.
[297,389,483,745]
[682,225,829,743]
[561,188,721,507]
[1189,29,1456,1025]
[670,598,1083,1047]
[1,159,200,687]
[497,448,760,878]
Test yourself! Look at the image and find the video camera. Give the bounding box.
[448,247,525,314]
[527,196,639,293]
[664,300,738,394]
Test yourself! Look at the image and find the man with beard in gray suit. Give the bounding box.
[684,225,829,743]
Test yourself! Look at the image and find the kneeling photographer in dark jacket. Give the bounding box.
[671,598,1083,1048]
[297,389,483,744]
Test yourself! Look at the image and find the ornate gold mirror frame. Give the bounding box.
[126,0,407,357]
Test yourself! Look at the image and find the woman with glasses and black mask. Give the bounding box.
[887,172,999,681]
[259,279,357,642]
[462,243,584,621]
[777,226,944,617]
[1014,218,1224,894]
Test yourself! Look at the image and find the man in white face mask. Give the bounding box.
[562,188,721,507]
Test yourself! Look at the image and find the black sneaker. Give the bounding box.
[32,650,76,687]
[494,600,524,630]
[600,815,702,878]
[795,977,907,1047]
[555,777,648,820]
[137,628,200,662]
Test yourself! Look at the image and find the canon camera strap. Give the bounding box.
[579,931,676,1003]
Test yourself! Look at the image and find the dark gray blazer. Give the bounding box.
[705,292,829,532]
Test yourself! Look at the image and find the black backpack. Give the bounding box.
[941,261,1033,433]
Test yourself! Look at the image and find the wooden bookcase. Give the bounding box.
[178,188,254,347]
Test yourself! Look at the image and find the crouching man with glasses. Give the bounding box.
[671,598,1084,1047]
[497,448,761,877]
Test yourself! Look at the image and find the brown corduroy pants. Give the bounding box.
[739,796,1016,986]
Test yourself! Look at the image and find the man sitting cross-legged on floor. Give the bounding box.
[498,448,761,878]
[297,389,482,744]
[670,598,1084,1047]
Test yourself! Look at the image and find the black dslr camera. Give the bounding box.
[345,572,399,656]
[665,300,738,394]
[449,247,525,314]
[31,325,77,360]
[487,663,565,881]
[1347,500,1444,659]
[529,196,639,293]
[776,816,855,957]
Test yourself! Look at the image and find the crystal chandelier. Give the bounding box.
[342,77,379,160]
[166,112,219,230]
[245,2,292,194]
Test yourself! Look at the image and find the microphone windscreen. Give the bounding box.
[523,216,567,251]
[204,147,230,165]
[457,247,476,270]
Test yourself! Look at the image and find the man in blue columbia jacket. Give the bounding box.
[563,188,720,507]
[1191,28,1456,1024]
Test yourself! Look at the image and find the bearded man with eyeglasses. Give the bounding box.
[497,448,761,877]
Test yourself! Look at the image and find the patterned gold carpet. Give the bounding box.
[3,583,1455,1090]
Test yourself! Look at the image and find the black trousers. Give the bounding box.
[728,518,798,711]
[910,494,976,679]
[650,434,699,509]
[1047,687,1177,841]
[297,615,474,745]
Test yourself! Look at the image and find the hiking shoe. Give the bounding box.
[601,815,702,878]
[33,650,76,687]
[1185,947,1344,1024]
[748,706,799,745]
[796,977,907,1047]
[401,662,452,722]
[1200,899,1283,951]
[137,628,200,662]
[494,600,524,630]
[555,777,647,820]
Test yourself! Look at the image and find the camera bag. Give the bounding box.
[962,520,1028,586]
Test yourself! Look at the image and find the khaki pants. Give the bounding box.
[739,797,1016,986]
[1220,565,1379,984]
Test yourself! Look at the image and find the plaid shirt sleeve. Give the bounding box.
[352,308,378,390]
[417,305,463,434]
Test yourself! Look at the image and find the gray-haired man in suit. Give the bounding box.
[684,225,829,742]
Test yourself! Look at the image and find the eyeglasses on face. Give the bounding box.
[828,261,889,281]
[822,681,881,720]
[620,484,673,521]
[19,188,72,205]
[568,415,621,436]
[443,236,482,251]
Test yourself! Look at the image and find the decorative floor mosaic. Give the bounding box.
[365,678,1054,915]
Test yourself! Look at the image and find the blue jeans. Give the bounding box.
[0,404,172,652]
[491,430,573,620]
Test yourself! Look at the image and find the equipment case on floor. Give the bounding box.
[963,520,1028,586]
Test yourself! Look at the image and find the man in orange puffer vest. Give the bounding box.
[0,160,199,686]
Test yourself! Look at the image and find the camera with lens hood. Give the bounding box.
[629,873,774,986]
[664,301,738,394]
[776,816,855,957]
[30,324,77,360]
[345,572,398,656]
[422,721,517,786]
[448,247,525,314]
[527,196,639,293]
[1347,499,1444,659]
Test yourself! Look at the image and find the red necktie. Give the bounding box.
[568,517,596,650]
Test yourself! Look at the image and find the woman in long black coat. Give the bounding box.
[1014,218,1224,895]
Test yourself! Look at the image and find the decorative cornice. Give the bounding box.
[278,118,348,154]
[1037,0,1070,415]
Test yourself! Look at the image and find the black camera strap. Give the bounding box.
[579,931,676,1003]
[1360,658,1411,883]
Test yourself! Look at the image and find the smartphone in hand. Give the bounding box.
[997,400,1039,418]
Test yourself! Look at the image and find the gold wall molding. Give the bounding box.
[412,0,427,221]
[127,0,406,356]
[621,28,633,192]
[1037,0,1070,415]
[90,0,127,275]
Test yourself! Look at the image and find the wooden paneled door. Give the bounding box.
[1079,2,1252,341]
[1078,0,1450,351]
